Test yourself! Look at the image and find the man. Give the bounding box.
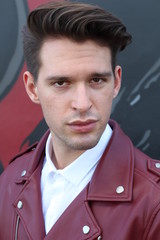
[1,1,160,239]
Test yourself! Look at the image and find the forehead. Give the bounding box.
[39,38,112,74]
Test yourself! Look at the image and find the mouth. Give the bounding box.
[68,119,98,133]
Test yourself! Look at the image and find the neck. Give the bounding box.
[51,143,85,170]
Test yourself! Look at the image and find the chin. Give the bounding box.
[69,138,100,151]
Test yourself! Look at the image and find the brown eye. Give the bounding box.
[91,78,104,84]
[55,81,68,87]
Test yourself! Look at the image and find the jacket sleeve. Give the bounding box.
[144,205,160,240]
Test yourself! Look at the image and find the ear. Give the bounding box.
[113,65,122,98]
[23,71,40,104]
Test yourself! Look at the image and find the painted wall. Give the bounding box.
[0,0,160,173]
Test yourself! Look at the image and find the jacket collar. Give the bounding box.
[88,119,134,202]
[14,119,134,202]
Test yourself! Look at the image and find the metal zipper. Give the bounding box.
[15,215,20,240]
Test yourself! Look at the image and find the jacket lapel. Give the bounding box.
[44,186,102,240]
[12,131,50,240]
[88,120,134,202]
[13,156,45,239]
[44,120,134,239]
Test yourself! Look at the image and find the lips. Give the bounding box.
[68,120,97,133]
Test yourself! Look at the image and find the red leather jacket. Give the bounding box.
[1,120,160,240]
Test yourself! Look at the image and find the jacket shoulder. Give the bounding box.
[1,129,49,182]
[0,142,38,184]
[9,142,38,164]
[134,147,160,181]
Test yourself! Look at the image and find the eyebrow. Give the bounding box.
[45,71,113,81]
[45,76,69,81]
[88,71,113,78]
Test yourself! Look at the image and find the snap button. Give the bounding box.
[97,236,102,240]
[17,201,23,209]
[21,170,27,177]
[155,163,160,169]
[116,186,124,194]
[83,225,90,234]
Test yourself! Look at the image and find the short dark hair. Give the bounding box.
[22,1,132,81]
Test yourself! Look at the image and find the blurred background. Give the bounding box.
[0,0,160,173]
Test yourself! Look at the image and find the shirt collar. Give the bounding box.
[44,124,112,186]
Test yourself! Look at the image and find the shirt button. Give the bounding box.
[83,225,90,234]
[21,170,27,177]
[116,186,124,194]
[155,163,160,168]
[17,201,23,209]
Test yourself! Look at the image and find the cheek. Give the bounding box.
[95,92,114,119]
[37,94,55,118]
[41,96,66,123]
[96,90,114,108]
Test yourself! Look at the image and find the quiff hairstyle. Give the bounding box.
[22,1,132,81]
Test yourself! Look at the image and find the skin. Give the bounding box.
[23,38,122,169]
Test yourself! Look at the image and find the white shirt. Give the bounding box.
[41,124,112,234]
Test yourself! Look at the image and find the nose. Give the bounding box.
[71,83,92,112]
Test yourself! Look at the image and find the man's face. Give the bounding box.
[24,38,121,155]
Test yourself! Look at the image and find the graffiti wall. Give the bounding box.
[0,0,160,173]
